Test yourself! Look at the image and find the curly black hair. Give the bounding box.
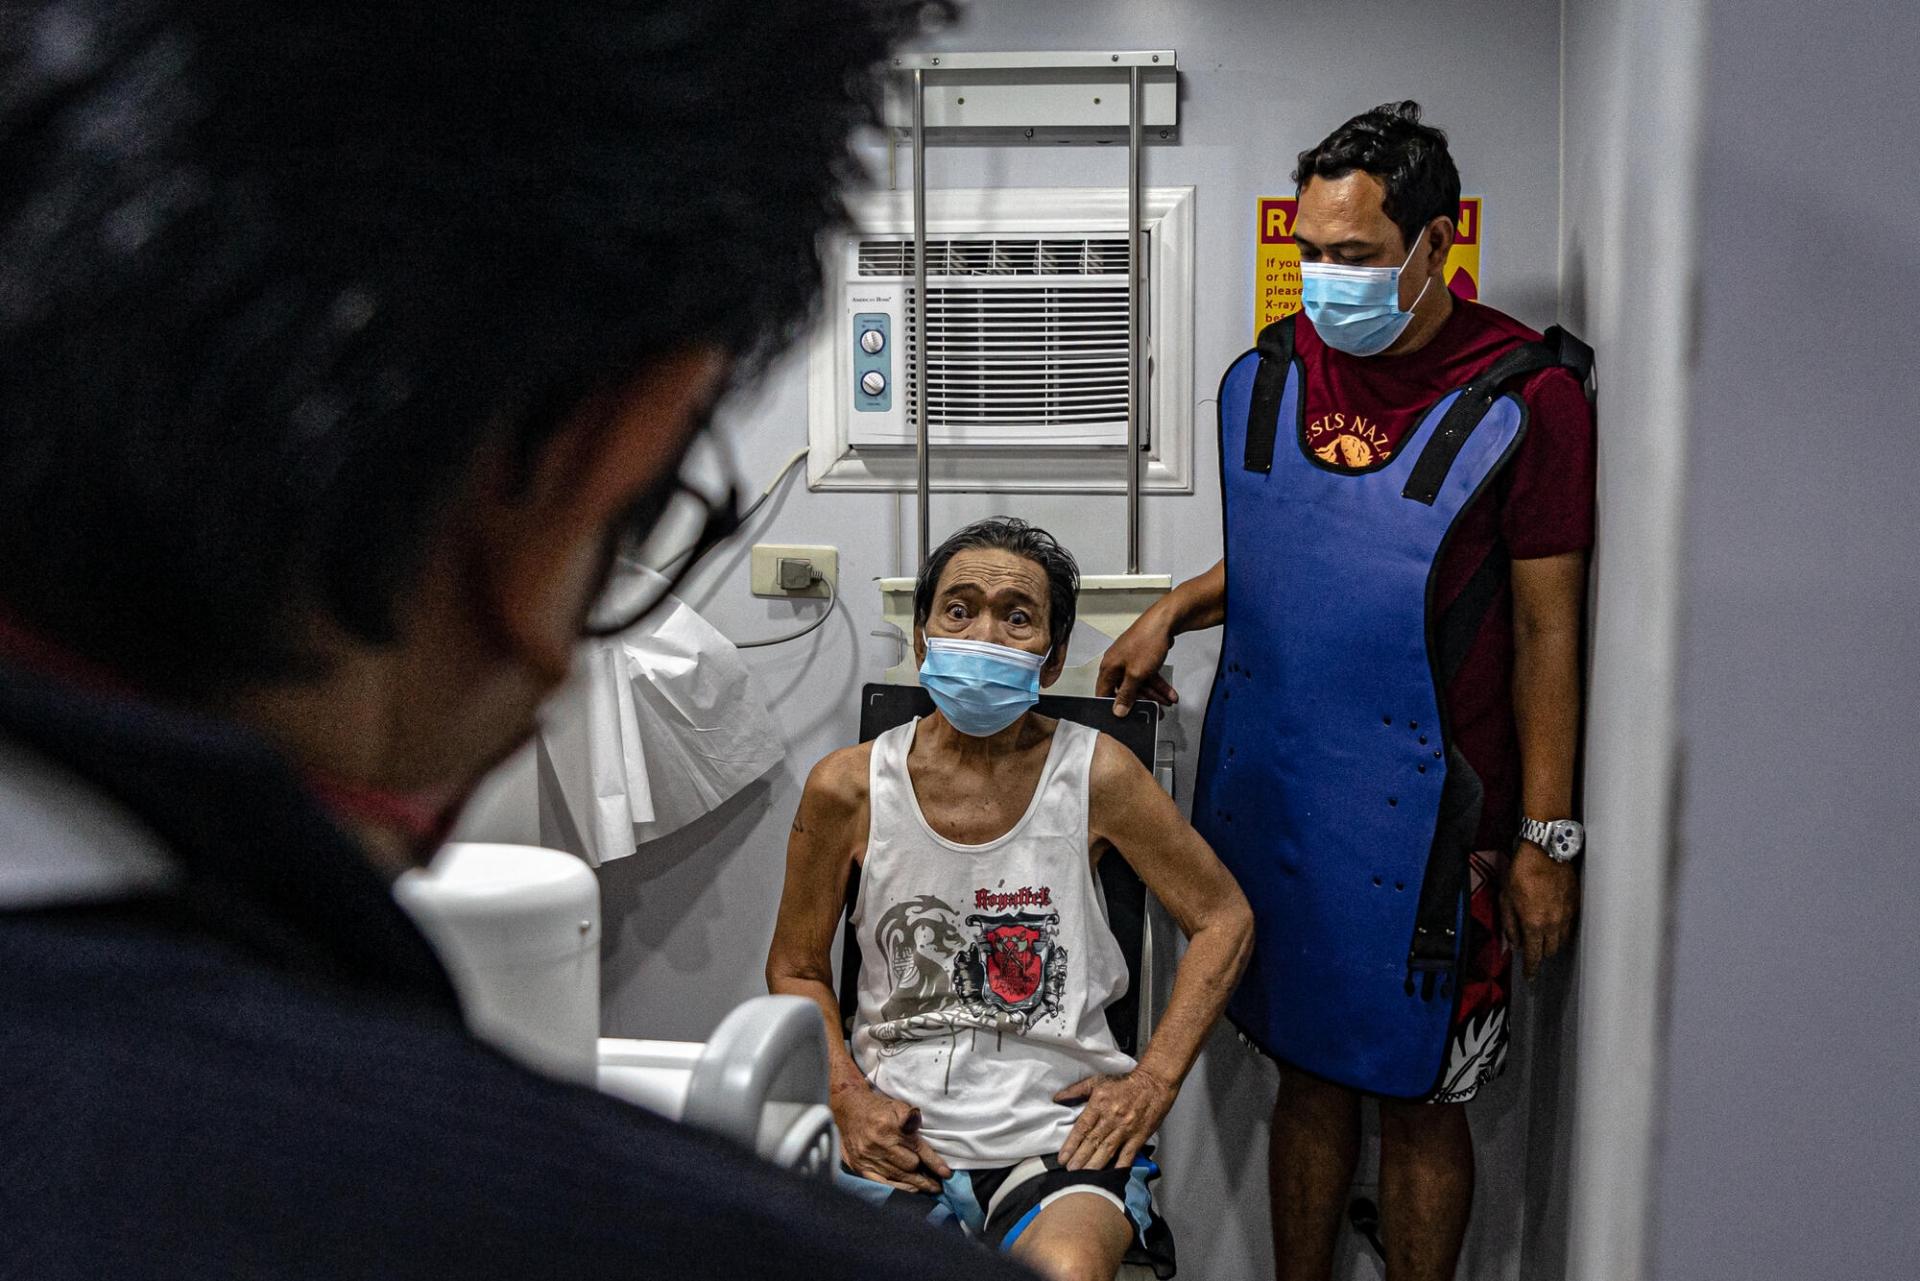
[1293,100,1462,251]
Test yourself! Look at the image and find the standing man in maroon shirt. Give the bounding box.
[1099,102,1594,1281]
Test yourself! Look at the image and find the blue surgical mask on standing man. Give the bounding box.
[1298,222,1437,357]
[919,636,1048,737]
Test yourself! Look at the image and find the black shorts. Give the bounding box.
[836,1153,1176,1278]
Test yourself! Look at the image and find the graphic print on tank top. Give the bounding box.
[870,885,1070,1056]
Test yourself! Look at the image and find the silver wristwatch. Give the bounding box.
[1518,817,1584,863]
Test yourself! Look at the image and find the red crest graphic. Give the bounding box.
[982,923,1044,1004]
[958,904,1064,1023]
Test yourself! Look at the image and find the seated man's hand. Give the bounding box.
[1054,1067,1176,1170]
[833,1084,952,1193]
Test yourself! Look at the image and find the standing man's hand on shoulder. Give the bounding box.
[1097,559,1227,717]
[1501,843,1579,979]
[1096,613,1179,717]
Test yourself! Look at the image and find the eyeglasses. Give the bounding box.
[581,439,744,639]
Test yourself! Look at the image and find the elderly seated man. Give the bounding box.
[767,518,1254,1281]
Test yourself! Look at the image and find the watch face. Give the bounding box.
[1549,821,1583,861]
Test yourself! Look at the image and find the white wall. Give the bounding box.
[569,4,1571,1279]
[1554,1,1706,1279]
[1649,3,1920,1278]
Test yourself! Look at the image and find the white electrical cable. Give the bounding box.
[731,570,839,650]
[640,444,835,651]
[655,446,810,574]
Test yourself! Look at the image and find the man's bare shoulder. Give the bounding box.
[1086,729,1161,822]
[1087,728,1153,788]
[802,742,874,815]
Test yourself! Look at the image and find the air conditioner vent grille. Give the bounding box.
[901,284,1134,429]
[857,236,1130,278]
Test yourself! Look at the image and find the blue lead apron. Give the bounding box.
[1194,315,1590,1098]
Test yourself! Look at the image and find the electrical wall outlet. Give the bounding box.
[750,544,838,599]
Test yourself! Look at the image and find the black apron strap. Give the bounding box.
[1407,743,1484,984]
[1399,343,1546,973]
[1243,314,1297,474]
[1434,543,1511,689]
[1403,325,1593,981]
[1402,325,1596,505]
[1541,324,1596,392]
[1401,341,1557,506]
[1404,541,1509,988]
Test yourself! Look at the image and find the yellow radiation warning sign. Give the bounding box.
[1255,196,1484,339]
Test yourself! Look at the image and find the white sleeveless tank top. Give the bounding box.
[849,717,1135,1168]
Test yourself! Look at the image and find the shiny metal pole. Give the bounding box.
[1125,65,1143,575]
[912,68,931,571]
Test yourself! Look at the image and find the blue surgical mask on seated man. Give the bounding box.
[1298,223,1436,357]
[919,636,1048,737]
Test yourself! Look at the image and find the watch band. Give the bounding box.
[1519,816,1584,863]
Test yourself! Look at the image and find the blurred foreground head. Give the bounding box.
[0,0,935,809]
[0,0,930,704]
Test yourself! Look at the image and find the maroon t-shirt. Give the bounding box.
[1290,299,1596,848]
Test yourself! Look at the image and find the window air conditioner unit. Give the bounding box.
[843,233,1137,448]
[808,186,1195,494]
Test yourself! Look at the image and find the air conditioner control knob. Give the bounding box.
[860,371,887,397]
[859,329,886,354]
